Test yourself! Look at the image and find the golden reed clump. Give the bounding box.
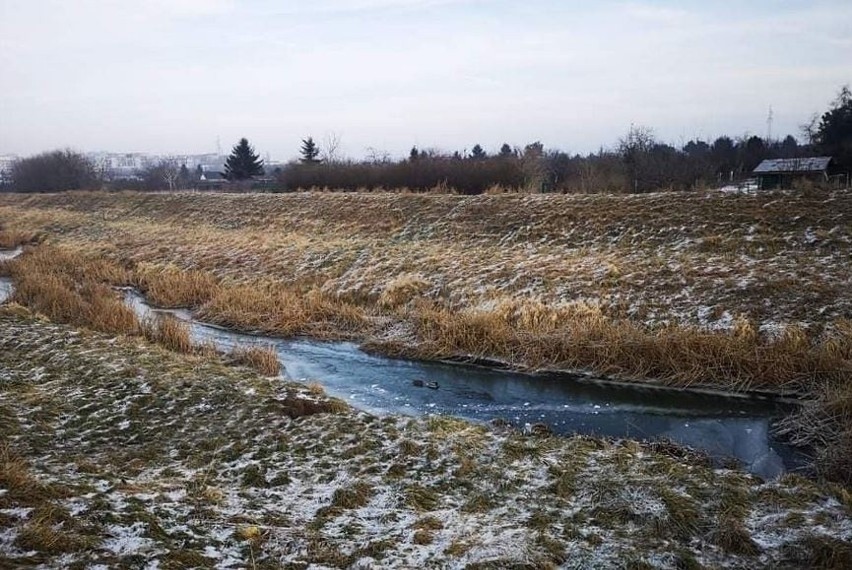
[135,263,218,308]
[229,344,281,376]
[141,315,193,354]
[408,301,851,391]
[0,228,39,249]
[196,281,366,339]
[9,247,136,335]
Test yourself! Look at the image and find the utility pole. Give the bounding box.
[766,106,774,143]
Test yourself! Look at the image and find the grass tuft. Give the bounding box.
[331,481,373,509]
[229,344,281,376]
[713,515,760,555]
[136,263,218,308]
[0,228,40,249]
[141,315,193,353]
[379,273,431,309]
[405,484,440,512]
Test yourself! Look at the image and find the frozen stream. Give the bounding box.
[123,291,804,479]
[0,246,805,479]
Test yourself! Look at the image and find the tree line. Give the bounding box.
[279,131,819,194]
[3,86,850,194]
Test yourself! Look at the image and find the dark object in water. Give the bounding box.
[412,379,439,389]
[412,379,424,387]
[426,381,439,390]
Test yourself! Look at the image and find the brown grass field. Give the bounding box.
[1,306,851,568]
[0,189,851,481]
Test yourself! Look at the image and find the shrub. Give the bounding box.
[10,150,98,193]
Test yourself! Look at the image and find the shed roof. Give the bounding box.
[200,171,227,181]
[753,157,832,174]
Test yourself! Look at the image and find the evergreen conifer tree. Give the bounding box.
[223,138,264,180]
[816,86,852,168]
[300,137,321,164]
[470,144,487,160]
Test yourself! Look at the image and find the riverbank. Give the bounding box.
[0,190,850,482]
[2,306,851,568]
[0,249,806,479]
[1,190,849,387]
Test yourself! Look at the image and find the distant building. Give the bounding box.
[0,155,17,184]
[199,171,227,183]
[752,157,832,190]
[86,152,228,181]
[197,170,229,190]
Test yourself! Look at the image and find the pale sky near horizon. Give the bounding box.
[1,0,850,161]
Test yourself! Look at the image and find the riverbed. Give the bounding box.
[0,246,805,479]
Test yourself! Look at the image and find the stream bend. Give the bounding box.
[0,247,805,479]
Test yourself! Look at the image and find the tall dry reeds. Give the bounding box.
[776,320,852,484]
[141,315,193,354]
[0,229,39,249]
[135,263,218,308]
[196,281,366,338]
[9,247,137,335]
[229,345,281,376]
[8,246,195,355]
[777,378,852,486]
[410,301,852,391]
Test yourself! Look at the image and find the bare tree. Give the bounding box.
[141,159,181,191]
[163,163,180,191]
[365,147,391,164]
[618,125,657,192]
[800,112,820,146]
[321,131,342,164]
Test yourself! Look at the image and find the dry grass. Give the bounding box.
[713,515,760,555]
[777,369,852,486]
[378,273,431,309]
[0,444,60,508]
[1,191,851,482]
[230,344,281,376]
[331,481,373,509]
[0,228,39,249]
[141,315,193,354]
[196,280,366,338]
[8,247,137,335]
[408,302,852,390]
[782,535,852,569]
[2,190,848,390]
[135,262,218,308]
[14,506,95,555]
[1,309,850,568]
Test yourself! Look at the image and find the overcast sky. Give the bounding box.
[1,0,850,161]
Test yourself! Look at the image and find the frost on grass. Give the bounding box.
[1,309,851,568]
[2,190,850,333]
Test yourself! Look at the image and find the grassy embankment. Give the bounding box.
[1,307,851,568]
[0,241,280,376]
[0,190,850,482]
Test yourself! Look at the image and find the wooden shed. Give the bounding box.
[753,157,832,190]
